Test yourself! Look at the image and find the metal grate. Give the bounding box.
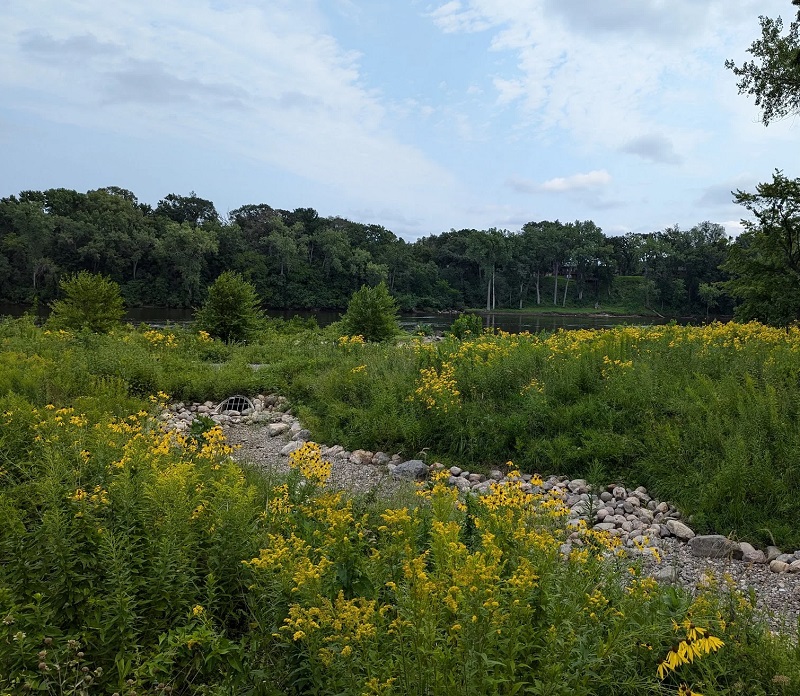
[215,395,255,414]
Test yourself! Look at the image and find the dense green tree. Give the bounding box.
[725,6,800,125]
[194,271,265,343]
[722,171,800,324]
[340,281,400,342]
[48,271,125,333]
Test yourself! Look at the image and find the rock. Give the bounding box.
[612,486,626,499]
[739,542,766,564]
[392,460,429,480]
[449,466,462,476]
[766,546,783,562]
[449,476,471,493]
[280,441,302,456]
[292,429,312,442]
[788,560,800,574]
[599,491,613,503]
[268,422,290,437]
[654,567,679,584]
[468,473,483,483]
[666,520,696,541]
[373,452,391,466]
[594,522,617,532]
[688,535,743,560]
[489,470,504,481]
[775,553,795,564]
[568,479,587,493]
[349,450,371,465]
[770,560,790,574]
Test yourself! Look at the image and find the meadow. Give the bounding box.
[1,316,800,694]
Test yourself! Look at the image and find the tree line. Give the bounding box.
[0,186,741,317]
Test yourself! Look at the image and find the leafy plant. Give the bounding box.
[339,282,400,343]
[449,313,483,339]
[47,271,125,333]
[194,271,265,343]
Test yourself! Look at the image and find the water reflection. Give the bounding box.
[1,302,708,334]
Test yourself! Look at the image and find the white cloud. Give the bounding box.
[541,170,611,192]
[0,0,461,226]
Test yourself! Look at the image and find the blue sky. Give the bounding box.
[0,0,796,240]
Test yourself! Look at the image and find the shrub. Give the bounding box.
[449,312,483,339]
[194,272,265,343]
[48,271,125,333]
[339,282,400,343]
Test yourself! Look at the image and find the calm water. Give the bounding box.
[1,302,694,334]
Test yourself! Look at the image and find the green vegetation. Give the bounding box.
[47,271,125,333]
[194,271,266,343]
[338,281,400,342]
[1,316,800,694]
[0,187,738,318]
[449,312,483,338]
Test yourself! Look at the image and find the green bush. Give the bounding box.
[339,282,400,343]
[194,271,265,343]
[449,312,483,339]
[47,271,125,333]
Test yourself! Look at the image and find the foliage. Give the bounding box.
[449,313,483,339]
[0,186,737,317]
[725,9,800,126]
[339,282,400,343]
[194,271,266,343]
[47,271,125,333]
[2,317,800,693]
[723,171,800,325]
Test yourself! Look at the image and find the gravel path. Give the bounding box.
[226,424,416,498]
[225,423,800,636]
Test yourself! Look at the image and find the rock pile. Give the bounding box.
[161,395,800,576]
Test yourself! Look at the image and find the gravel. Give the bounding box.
[226,422,800,636]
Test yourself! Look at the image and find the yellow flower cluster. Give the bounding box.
[143,329,177,348]
[412,362,460,412]
[657,620,724,680]
[338,334,365,346]
[289,442,331,486]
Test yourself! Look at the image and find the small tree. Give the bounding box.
[340,282,400,342]
[195,271,265,343]
[48,271,125,333]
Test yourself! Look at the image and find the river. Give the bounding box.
[1,303,701,334]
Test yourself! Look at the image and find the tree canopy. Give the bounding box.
[725,6,800,125]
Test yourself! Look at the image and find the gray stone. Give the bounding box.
[449,476,471,492]
[766,546,783,562]
[490,470,504,481]
[268,422,290,437]
[688,535,743,560]
[653,567,679,584]
[373,452,391,466]
[666,519,696,541]
[468,473,483,483]
[776,553,795,564]
[788,560,800,574]
[280,441,302,456]
[600,491,613,503]
[392,459,429,480]
[594,522,617,532]
[568,479,587,493]
[449,466,462,476]
[292,429,312,442]
[739,542,766,564]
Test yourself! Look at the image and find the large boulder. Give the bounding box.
[688,535,743,560]
[392,459,429,480]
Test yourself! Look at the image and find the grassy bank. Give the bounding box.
[2,317,800,694]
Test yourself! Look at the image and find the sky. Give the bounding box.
[0,0,797,241]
